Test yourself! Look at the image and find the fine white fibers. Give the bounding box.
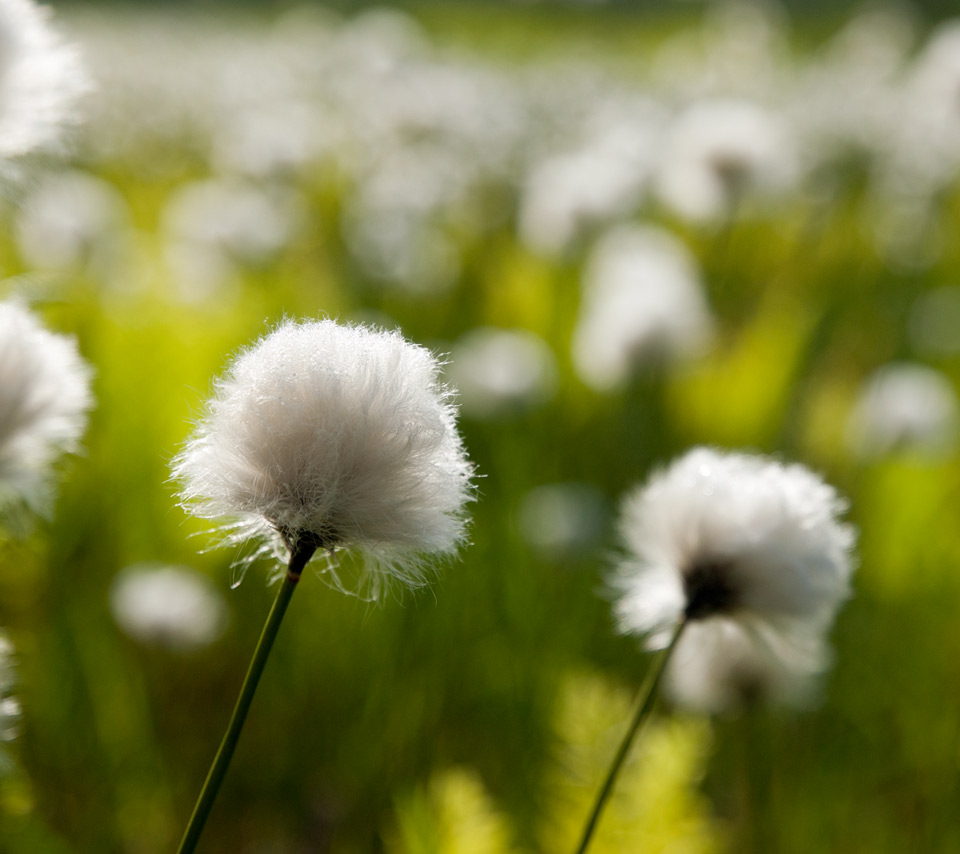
[173,318,474,596]
[0,0,88,171]
[0,301,93,513]
[613,447,855,710]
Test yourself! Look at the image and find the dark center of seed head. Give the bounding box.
[276,524,339,562]
[683,559,739,621]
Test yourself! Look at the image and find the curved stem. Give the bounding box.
[573,620,687,854]
[176,545,315,854]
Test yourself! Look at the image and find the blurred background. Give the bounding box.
[2,0,960,851]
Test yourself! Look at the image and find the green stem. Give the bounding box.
[176,545,315,854]
[573,620,686,854]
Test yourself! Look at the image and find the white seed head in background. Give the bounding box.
[654,98,798,223]
[846,362,959,459]
[613,447,855,711]
[162,178,302,302]
[572,224,713,391]
[110,564,229,651]
[15,169,131,272]
[172,318,474,597]
[0,300,93,515]
[0,0,88,186]
[666,619,824,714]
[0,633,20,744]
[446,327,556,419]
[517,148,644,258]
[516,482,608,561]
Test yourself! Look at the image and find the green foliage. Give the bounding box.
[2,5,960,854]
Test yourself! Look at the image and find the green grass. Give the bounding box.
[2,5,960,853]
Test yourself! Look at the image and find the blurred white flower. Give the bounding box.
[847,363,959,458]
[162,178,301,299]
[517,482,607,560]
[341,203,461,296]
[163,178,299,264]
[572,225,712,391]
[0,632,20,745]
[15,169,130,272]
[613,447,855,709]
[172,318,474,596]
[665,618,821,714]
[111,564,228,651]
[897,20,960,193]
[0,301,93,514]
[654,99,797,223]
[211,101,330,181]
[447,327,556,418]
[0,0,88,184]
[517,150,643,257]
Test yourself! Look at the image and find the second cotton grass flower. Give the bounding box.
[613,447,856,710]
[173,318,474,596]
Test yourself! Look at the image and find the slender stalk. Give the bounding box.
[573,620,686,854]
[176,544,315,854]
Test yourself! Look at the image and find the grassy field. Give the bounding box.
[2,3,960,853]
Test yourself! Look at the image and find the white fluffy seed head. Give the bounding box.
[0,632,20,744]
[0,300,93,514]
[613,447,855,710]
[654,99,797,223]
[172,318,475,597]
[572,225,713,390]
[446,326,557,418]
[665,619,826,714]
[110,564,228,651]
[846,362,959,458]
[0,0,89,187]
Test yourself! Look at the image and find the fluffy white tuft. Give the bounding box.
[446,327,556,419]
[846,362,959,458]
[613,447,855,711]
[0,0,89,187]
[0,300,93,514]
[111,564,229,651]
[654,99,798,223]
[172,318,475,597]
[665,619,825,714]
[572,225,712,391]
[0,632,20,745]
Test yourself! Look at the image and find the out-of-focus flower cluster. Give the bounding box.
[60,4,960,275]
[19,3,951,435]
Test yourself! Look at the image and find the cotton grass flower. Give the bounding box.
[173,317,474,594]
[111,564,228,651]
[0,632,20,747]
[172,318,473,854]
[576,448,854,851]
[654,99,797,224]
[664,619,821,714]
[447,327,557,419]
[15,169,130,272]
[846,363,959,459]
[572,225,712,391]
[614,447,854,655]
[0,0,88,187]
[0,300,93,515]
